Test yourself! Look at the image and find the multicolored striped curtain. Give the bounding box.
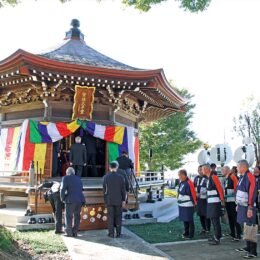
[108,127,140,175]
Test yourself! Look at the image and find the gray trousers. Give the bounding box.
[64,203,82,236]
[107,205,122,235]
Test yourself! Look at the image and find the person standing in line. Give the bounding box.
[235,160,257,259]
[194,165,211,234]
[60,167,85,237]
[231,166,239,179]
[203,164,224,245]
[222,166,242,241]
[177,169,197,239]
[253,166,260,224]
[69,136,87,177]
[103,161,126,238]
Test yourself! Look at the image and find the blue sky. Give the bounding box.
[0,0,259,168]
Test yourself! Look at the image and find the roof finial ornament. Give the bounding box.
[65,19,84,41]
[71,19,80,28]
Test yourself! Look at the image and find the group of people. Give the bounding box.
[177,160,260,259]
[39,135,133,239]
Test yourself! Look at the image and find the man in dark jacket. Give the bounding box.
[116,151,133,176]
[103,161,126,238]
[69,136,87,177]
[82,132,98,177]
[60,167,85,237]
[38,181,64,234]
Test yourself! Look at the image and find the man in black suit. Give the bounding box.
[82,132,98,177]
[38,181,64,234]
[69,136,87,177]
[103,161,126,238]
[116,151,133,177]
[60,167,85,237]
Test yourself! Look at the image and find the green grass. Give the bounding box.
[14,230,67,254]
[0,226,15,252]
[127,215,230,243]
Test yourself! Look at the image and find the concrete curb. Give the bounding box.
[153,239,208,246]
[123,227,174,260]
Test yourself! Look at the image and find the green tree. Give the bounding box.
[139,88,202,171]
[233,97,260,165]
[0,0,212,12]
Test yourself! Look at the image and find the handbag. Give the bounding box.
[243,223,258,243]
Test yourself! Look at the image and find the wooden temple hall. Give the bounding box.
[0,19,185,230]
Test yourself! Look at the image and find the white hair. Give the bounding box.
[238,160,249,168]
[75,136,81,143]
[66,167,75,175]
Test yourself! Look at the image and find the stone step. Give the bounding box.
[16,222,55,231]
[123,217,157,225]
[18,213,53,223]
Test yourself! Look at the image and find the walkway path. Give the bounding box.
[62,227,172,260]
[155,237,260,260]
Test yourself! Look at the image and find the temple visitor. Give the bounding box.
[203,164,224,245]
[60,167,85,237]
[231,166,239,179]
[38,181,64,234]
[116,151,134,176]
[194,165,211,234]
[253,165,260,224]
[222,166,242,241]
[69,136,87,177]
[235,160,257,259]
[177,169,197,239]
[82,132,98,177]
[103,161,126,238]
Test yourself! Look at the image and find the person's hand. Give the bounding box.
[247,208,253,218]
[221,200,225,207]
[236,206,238,212]
[84,163,87,166]
[122,201,126,208]
[70,162,73,166]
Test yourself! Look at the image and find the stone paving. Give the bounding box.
[62,228,172,260]
[155,237,260,260]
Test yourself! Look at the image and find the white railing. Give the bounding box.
[135,171,164,187]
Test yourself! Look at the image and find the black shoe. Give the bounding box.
[209,239,220,245]
[108,234,114,238]
[55,230,65,234]
[208,237,214,242]
[181,235,190,240]
[73,232,78,238]
[116,233,121,238]
[235,248,249,253]
[244,254,257,259]
[199,230,206,235]
[232,237,240,242]
[28,217,36,224]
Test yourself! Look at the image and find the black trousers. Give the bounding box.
[73,165,83,177]
[48,192,63,232]
[183,220,195,238]
[107,205,123,235]
[246,241,257,256]
[64,203,82,236]
[87,153,98,177]
[211,217,221,240]
[200,216,211,231]
[226,202,242,238]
